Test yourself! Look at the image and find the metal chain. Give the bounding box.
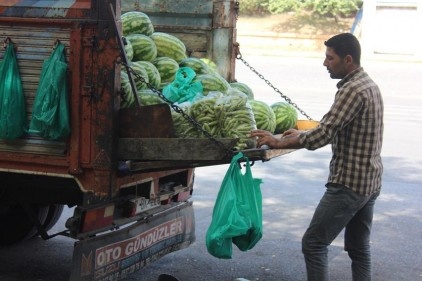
[122,62,236,158]
[235,47,314,121]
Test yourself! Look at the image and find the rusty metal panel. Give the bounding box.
[0,0,92,18]
[119,104,175,138]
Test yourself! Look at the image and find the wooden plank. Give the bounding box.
[0,138,67,155]
[124,147,298,172]
[118,138,238,161]
[241,148,297,162]
[127,160,229,172]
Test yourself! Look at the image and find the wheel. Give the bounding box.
[0,204,49,246]
[41,204,64,232]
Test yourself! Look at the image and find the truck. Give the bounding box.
[0,1,288,280]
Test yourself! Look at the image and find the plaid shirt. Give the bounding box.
[299,67,383,196]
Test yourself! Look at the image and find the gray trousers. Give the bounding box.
[302,183,380,281]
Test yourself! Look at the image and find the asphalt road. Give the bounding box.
[0,55,421,281]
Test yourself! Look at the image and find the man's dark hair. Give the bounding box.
[324,33,361,65]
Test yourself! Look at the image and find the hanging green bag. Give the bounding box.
[206,152,263,259]
[0,38,27,139]
[29,42,70,140]
[232,161,263,252]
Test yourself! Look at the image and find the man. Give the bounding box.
[250,33,383,281]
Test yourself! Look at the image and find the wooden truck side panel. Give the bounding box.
[0,10,118,200]
[0,0,239,199]
[0,0,252,242]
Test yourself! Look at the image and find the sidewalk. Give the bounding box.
[236,17,422,63]
[236,15,328,58]
[236,32,422,63]
[236,33,323,58]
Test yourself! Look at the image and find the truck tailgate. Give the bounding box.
[120,146,296,172]
[117,104,296,172]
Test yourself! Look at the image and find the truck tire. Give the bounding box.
[41,204,64,232]
[0,204,49,246]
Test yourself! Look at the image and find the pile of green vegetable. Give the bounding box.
[120,11,299,150]
[172,91,256,150]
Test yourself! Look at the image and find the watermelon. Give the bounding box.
[200,58,218,73]
[126,33,157,62]
[129,61,149,91]
[122,11,154,36]
[134,61,161,89]
[230,82,254,100]
[226,87,248,99]
[249,100,276,133]
[151,57,179,87]
[120,71,135,108]
[124,39,134,61]
[150,32,187,63]
[193,73,230,95]
[179,57,210,75]
[137,89,166,105]
[271,102,298,134]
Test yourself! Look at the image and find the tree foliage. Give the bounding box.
[239,0,362,18]
[238,0,271,15]
[304,0,362,19]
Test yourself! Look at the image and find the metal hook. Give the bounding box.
[53,39,61,49]
[233,42,242,59]
[237,155,254,169]
[3,37,11,49]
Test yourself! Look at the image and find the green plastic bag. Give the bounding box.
[163,67,203,104]
[0,39,27,139]
[206,152,263,259]
[29,42,70,140]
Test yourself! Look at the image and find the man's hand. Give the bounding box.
[250,129,303,149]
[249,129,281,148]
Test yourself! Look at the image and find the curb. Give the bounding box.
[236,34,422,63]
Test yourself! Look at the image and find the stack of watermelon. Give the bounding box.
[120,11,249,107]
[119,11,298,148]
[120,11,186,107]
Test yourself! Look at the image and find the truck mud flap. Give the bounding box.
[69,202,195,281]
